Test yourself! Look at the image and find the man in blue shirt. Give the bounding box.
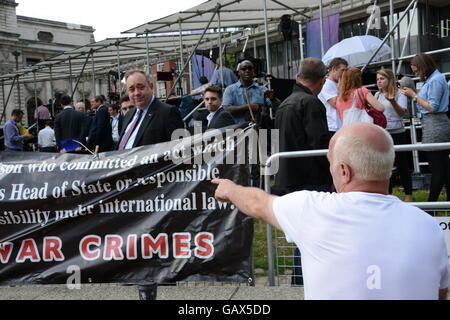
[222,60,274,124]
[210,59,238,89]
[3,109,33,151]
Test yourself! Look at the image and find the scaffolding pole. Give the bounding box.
[49,66,55,117]
[17,76,21,110]
[178,21,185,95]
[0,77,17,124]
[71,50,93,102]
[117,43,122,99]
[167,7,219,98]
[146,32,151,76]
[262,0,272,90]
[12,51,22,109]
[189,57,193,94]
[33,70,39,130]
[361,0,417,73]
[218,10,224,88]
[179,21,185,73]
[262,0,274,287]
[319,0,325,58]
[396,0,418,75]
[69,57,74,98]
[409,100,421,174]
[1,81,5,118]
[92,52,96,97]
[299,20,304,60]
[389,0,396,72]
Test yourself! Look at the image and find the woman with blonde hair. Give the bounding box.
[336,67,385,124]
[401,53,450,203]
[375,68,412,202]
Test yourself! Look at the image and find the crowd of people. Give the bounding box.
[2,53,450,299]
[3,54,450,204]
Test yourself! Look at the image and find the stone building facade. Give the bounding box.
[0,0,101,125]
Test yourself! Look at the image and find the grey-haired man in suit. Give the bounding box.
[117,70,184,150]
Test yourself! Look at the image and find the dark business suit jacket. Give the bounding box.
[118,113,124,135]
[88,105,114,152]
[54,107,88,148]
[118,98,184,148]
[207,107,236,129]
[79,113,93,146]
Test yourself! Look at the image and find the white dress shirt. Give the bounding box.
[123,97,155,150]
[207,106,223,127]
[111,115,120,143]
[38,127,56,148]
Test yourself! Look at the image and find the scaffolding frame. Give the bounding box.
[2,1,438,108]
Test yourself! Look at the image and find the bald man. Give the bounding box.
[75,102,86,113]
[213,123,450,300]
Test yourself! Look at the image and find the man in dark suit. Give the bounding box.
[117,70,184,150]
[54,95,87,153]
[88,95,114,153]
[204,85,235,130]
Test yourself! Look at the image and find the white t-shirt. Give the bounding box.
[273,191,450,300]
[319,79,341,132]
[375,92,408,131]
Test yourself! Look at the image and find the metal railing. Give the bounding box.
[183,101,205,123]
[274,206,450,287]
[263,142,450,286]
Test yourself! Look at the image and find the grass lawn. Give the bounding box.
[252,187,449,274]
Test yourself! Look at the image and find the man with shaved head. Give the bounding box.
[213,123,450,300]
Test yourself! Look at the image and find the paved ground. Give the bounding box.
[1,280,447,300]
[0,280,305,300]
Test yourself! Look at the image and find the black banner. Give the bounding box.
[0,124,254,286]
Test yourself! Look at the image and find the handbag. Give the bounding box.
[342,90,373,127]
[357,89,387,128]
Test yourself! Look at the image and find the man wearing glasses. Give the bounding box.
[222,60,275,124]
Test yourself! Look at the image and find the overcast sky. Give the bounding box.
[16,0,205,41]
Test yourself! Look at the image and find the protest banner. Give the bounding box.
[0,124,255,285]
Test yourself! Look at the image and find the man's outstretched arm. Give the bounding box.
[212,179,281,230]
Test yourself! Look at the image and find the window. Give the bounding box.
[26,58,40,68]
[157,63,165,72]
[409,8,419,37]
[157,82,166,98]
[37,31,54,43]
[440,19,449,38]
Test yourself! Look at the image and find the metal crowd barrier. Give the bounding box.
[263,142,450,287]
[183,100,205,123]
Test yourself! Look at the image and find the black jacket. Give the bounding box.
[88,105,114,152]
[274,83,331,191]
[118,98,184,148]
[207,107,236,130]
[54,107,88,148]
